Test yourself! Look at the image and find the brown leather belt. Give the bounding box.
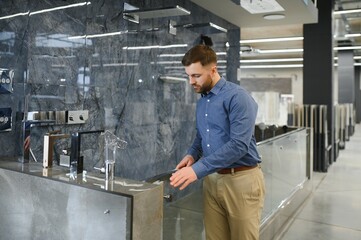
[217,165,258,174]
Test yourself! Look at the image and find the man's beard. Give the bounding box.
[200,78,213,95]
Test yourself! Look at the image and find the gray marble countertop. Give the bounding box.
[0,158,161,197]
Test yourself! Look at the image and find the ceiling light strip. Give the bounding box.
[0,12,29,20]
[0,2,91,20]
[333,8,361,15]
[158,54,184,57]
[123,44,187,50]
[345,33,361,38]
[258,48,303,53]
[334,46,361,50]
[240,64,303,69]
[240,58,303,63]
[69,31,129,39]
[29,2,91,16]
[240,36,303,44]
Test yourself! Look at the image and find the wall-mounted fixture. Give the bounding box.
[0,68,14,94]
[0,107,12,132]
[123,5,190,24]
[26,110,89,125]
[66,110,88,124]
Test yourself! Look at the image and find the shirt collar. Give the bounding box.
[202,77,226,97]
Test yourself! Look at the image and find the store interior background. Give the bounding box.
[1,0,361,239]
[1,0,360,200]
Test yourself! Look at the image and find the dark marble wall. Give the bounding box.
[0,0,239,197]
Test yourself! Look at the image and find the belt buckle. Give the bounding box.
[231,168,235,175]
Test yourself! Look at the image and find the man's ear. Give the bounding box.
[211,65,217,75]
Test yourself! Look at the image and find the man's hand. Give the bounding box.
[170,155,197,190]
[175,155,195,170]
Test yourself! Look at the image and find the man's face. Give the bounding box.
[184,62,215,94]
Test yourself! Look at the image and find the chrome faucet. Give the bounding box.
[70,130,104,174]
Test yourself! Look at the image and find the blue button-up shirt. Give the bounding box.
[188,77,261,179]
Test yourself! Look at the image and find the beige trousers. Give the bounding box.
[203,165,265,240]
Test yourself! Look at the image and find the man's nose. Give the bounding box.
[189,76,196,85]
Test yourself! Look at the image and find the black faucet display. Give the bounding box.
[70,130,104,174]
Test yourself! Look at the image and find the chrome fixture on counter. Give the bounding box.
[104,130,127,181]
[70,130,104,174]
[43,131,70,168]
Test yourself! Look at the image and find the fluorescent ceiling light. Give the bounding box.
[29,2,91,16]
[240,36,303,44]
[258,48,303,53]
[91,63,139,67]
[0,12,29,20]
[159,76,187,83]
[151,61,181,65]
[345,33,361,38]
[240,64,303,69]
[334,56,361,60]
[240,58,303,63]
[158,54,184,57]
[0,2,90,20]
[123,44,187,50]
[334,46,361,50]
[334,8,361,15]
[69,31,129,39]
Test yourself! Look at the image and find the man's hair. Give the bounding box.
[181,45,217,67]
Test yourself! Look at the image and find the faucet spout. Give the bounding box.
[70,130,104,174]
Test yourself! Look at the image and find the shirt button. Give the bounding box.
[207,144,210,147]
[205,113,208,117]
[207,99,210,102]
[207,129,209,132]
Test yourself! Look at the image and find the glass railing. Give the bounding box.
[258,127,311,224]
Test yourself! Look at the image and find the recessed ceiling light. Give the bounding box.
[263,13,285,20]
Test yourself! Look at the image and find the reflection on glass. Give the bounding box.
[104,130,128,181]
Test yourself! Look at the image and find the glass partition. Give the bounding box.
[258,128,310,222]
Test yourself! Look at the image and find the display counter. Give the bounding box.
[0,159,163,240]
[0,127,312,240]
